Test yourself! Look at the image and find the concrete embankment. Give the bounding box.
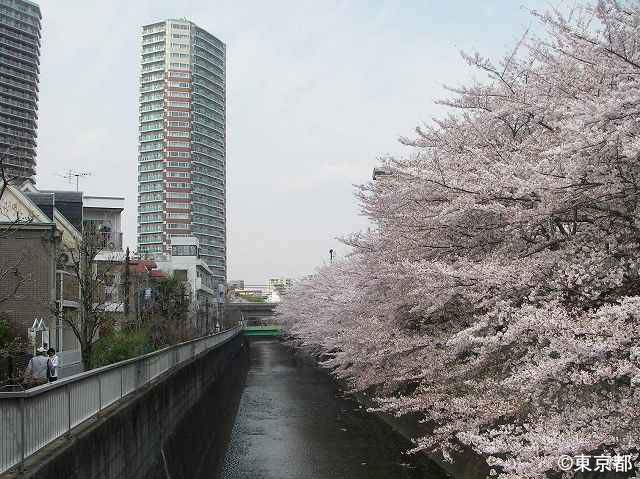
[5,334,249,479]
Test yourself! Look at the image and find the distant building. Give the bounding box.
[91,253,165,321]
[227,280,244,290]
[0,0,42,183]
[234,288,267,302]
[267,278,293,297]
[137,19,227,285]
[267,289,281,304]
[153,236,217,334]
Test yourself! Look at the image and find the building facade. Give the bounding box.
[267,278,293,296]
[154,236,218,334]
[0,0,41,183]
[83,195,125,252]
[0,183,82,354]
[137,19,226,287]
[18,184,129,349]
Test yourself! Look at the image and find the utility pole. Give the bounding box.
[329,249,334,263]
[56,271,63,351]
[124,247,130,317]
[205,299,210,334]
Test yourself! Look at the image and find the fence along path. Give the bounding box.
[0,327,240,474]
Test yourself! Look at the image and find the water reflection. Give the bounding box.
[219,338,448,479]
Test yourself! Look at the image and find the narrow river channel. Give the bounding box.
[220,338,449,479]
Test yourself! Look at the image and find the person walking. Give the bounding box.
[23,347,48,387]
[47,348,59,382]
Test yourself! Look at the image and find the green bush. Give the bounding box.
[0,320,10,349]
[92,329,153,368]
[0,317,27,355]
[242,294,266,303]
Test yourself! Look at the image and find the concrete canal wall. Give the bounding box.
[7,334,249,479]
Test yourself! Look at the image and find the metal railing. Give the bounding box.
[98,231,123,251]
[0,327,240,474]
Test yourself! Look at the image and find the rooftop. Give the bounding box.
[83,196,125,211]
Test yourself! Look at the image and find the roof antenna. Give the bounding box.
[59,169,91,191]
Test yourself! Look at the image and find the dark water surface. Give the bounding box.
[220,338,449,479]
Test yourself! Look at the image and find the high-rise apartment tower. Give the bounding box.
[138,19,226,284]
[0,0,41,183]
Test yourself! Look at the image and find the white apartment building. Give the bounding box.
[137,19,226,287]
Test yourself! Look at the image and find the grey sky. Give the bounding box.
[33,0,546,284]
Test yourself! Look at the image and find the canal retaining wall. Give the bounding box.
[6,334,249,479]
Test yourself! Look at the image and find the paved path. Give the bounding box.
[221,338,447,479]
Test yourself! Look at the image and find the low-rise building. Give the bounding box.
[233,288,268,302]
[267,278,293,296]
[91,254,166,324]
[83,196,124,252]
[153,237,218,334]
[227,280,245,290]
[0,184,82,353]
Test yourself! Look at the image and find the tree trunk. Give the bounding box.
[81,341,93,370]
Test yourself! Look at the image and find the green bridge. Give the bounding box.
[242,325,282,336]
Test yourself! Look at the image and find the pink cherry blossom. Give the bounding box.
[278,1,640,477]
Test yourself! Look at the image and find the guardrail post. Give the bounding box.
[66,383,71,438]
[97,375,102,417]
[120,366,123,399]
[19,396,25,473]
[135,359,142,389]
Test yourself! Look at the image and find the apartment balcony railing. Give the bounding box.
[0,44,38,68]
[98,231,123,251]
[0,94,36,112]
[0,135,34,150]
[0,74,36,95]
[0,24,40,48]
[0,34,37,56]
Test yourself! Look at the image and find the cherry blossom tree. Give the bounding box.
[278,1,640,477]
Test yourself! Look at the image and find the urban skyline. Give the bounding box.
[18,0,545,285]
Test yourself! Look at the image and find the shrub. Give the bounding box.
[92,328,152,368]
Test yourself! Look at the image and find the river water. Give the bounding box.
[220,338,449,479]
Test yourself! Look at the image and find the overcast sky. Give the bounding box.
[32,0,547,284]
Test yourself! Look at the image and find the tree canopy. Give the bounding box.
[278,2,640,477]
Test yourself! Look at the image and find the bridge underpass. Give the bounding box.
[224,301,282,336]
